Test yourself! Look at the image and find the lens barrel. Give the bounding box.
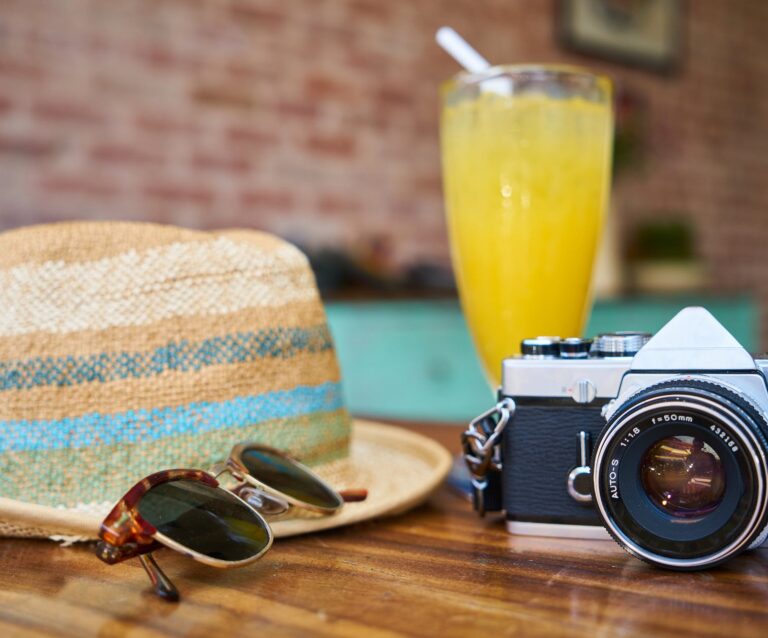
[592,378,768,569]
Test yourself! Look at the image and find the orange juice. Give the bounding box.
[441,69,613,386]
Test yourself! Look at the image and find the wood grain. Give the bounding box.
[1,424,767,637]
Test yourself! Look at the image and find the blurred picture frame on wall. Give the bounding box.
[558,0,682,73]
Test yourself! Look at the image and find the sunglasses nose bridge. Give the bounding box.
[211,456,254,484]
[207,462,239,481]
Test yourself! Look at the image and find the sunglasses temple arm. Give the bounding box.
[340,488,368,502]
[139,553,180,602]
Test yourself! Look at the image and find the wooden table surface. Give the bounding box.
[2,423,768,638]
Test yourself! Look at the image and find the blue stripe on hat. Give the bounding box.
[0,325,333,392]
[0,382,344,452]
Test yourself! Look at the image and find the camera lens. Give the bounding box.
[640,436,726,518]
[592,378,768,570]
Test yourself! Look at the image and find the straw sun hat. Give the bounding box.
[0,222,451,540]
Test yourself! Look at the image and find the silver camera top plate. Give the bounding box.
[501,357,630,400]
[501,307,768,406]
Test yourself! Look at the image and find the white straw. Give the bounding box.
[435,27,490,73]
[436,26,508,95]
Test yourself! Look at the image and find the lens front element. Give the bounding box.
[592,379,768,569]
[641,436,727,519]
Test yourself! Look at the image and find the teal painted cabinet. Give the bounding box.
[326,297,757,423]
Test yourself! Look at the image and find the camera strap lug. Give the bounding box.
[461,398,515,516]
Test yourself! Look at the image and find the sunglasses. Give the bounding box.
[95,443,364,601]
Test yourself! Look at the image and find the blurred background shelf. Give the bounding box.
[327,296,757,423]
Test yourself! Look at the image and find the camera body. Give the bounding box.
[475,307,768,569]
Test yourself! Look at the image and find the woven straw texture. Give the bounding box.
[0,222,351,537]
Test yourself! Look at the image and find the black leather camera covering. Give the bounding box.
[501,402,606,526]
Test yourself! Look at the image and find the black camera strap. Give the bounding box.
[461,398,515,516]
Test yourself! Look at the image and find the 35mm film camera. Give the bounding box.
[463,308,768,570]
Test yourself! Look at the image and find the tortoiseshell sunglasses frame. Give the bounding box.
[95,442,357,601]
[95,468,274,601]
[96,468,273,565]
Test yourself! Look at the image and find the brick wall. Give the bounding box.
[1,1,767,340]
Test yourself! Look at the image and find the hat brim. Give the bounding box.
[271,420,452,537]
[0,421,452,540]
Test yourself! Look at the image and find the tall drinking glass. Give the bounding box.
[440,66,613,387]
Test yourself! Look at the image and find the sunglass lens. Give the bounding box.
[137,480,271,562]
[240,448,343,510]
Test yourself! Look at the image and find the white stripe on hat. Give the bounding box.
[0,237,318,336]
